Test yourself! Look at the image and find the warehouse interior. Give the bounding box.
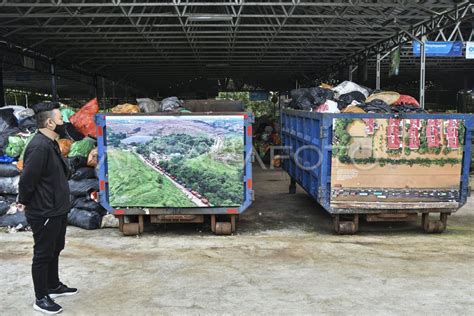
[1,1,474,314]
[1,0,473,108]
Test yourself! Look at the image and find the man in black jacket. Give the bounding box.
[18,102,78,314]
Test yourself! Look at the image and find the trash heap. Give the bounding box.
[1,99,102,231]
[287,80,425,114]
[0,96,191,232]
[253,117,282,166]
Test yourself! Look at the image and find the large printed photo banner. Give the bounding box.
[331,118,465,203]
[105,115,245,208]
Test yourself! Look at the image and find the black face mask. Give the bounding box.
[53,122,67,138]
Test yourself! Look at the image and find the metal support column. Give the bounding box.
[419,36,426,109]
[349,65,358,82]
[112,81,116,106]
[376,53,381,90]
[50,62,58,102]
[0,56,5,107]
[101,76,106,111]
[93,74,98,100]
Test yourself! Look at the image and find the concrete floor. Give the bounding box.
[1,167,473,315]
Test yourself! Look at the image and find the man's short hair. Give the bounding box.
[32,102,60,128]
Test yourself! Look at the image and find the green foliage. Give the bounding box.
[108,132,127,148]
[387,148,402,155]
[218,91,274,118]
[333,119,352,162]
[147,134,214,158]
[458,121,466,145]
[404,146,411,156]
[108,150,195,207]
[375,157,460,167]
[161,138,244,206]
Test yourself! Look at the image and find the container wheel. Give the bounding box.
[211,215,236,235]
[333,215,359,235]
[289,179,296,194]
[215,222,232,235]
[422,213,448,233]
[230,215,237,233]
[116,215,124,232]
[122,223,140,236]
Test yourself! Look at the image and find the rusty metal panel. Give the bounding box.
[366,213,418,222]
[150,215,204,223]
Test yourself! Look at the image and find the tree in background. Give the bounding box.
[217,91,275,118]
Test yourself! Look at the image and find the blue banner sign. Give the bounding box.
[413,41,463,57]
[249,91,269,101]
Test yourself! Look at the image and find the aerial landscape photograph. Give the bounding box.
[105,115,245,208]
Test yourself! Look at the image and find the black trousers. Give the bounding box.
[28,214,68,299]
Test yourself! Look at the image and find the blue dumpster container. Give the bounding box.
[282,109,473,234]
[96,112,254,235]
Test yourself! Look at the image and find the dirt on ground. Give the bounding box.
[1,167,473,315]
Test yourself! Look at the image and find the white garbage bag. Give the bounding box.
[136,98,161,113]
[332,81,370,99]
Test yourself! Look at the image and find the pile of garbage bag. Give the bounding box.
[110,96,191,114]
[253,117,282,166]
[0,94,197,231]
[0,99,111,231]
[287,80,426,114]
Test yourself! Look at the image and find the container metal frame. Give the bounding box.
[282,109,473,233]
[95,112,254,234]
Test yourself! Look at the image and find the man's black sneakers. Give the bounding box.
[48,282,79,299]
[33,296,63,314]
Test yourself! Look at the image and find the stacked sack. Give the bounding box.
[0,107,35,230]
[62,98,109,230]
[287,80,424,114]
[65,99,118,229]
[114,97,191,114]
[0,98,116,231]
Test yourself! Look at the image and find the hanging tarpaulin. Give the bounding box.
[466,42,474,59]
[413,41,463,57]
[389,47,400,77]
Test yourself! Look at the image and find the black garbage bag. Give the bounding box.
[359,99,392,113]
[0,194,18,203]
[68,156,88,175]
[71,167,96,181]
[65,123,84,141]
[69,179,99,196]
[0,200,11,216]
[336,100,348,111]
[339,91,366,105]
[308,88,325,106]
[309,87,335,103]
[0,108,18,130]
[392,104,428,114]
[0,176,19,194]
[18,116,37,133]
[71,197,107,216]
[0,211,28,227]
[67,208,101,230]
[290,88,310,100]
[294,95,313,110]
[359,84,373,96]
[288,89,309,109]
[0,164,20,177]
